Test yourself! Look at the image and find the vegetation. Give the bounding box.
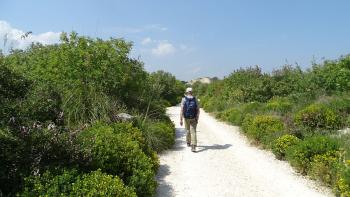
[0,32,185,196]
[195,55,350,195]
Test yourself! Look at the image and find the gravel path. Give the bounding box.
[156,106,333,197]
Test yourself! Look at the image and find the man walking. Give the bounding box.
[180,87,200,152]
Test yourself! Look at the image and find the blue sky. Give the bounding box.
[1,0,350,80]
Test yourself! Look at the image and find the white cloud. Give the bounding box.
[0,20,60,51]
[141,37,152,45]
[146,24,168,31]
[151,40,176,56]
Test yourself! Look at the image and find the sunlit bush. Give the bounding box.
[294,103,341,130]
[266,97,293,114]
[77,122,156,197]
[308,151,341,186]
[286,135,339,174]
[272,134,300,160]
[242,115,284,146]
[71,170,136,197]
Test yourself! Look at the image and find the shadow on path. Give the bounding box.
[195,144,232,153]
[172,127,187,151]
[156,164,174,197]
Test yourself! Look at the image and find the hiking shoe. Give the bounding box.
[191,145,196,152]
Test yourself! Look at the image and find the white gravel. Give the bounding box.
[156,106,334,197]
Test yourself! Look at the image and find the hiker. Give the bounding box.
[180,87,200,152]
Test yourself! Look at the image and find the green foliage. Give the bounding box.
[77,122,157,197]
[311,56,350,93]
[0,64,31,126]
[195,55,350,194]
[308,151,341,186]
[223,66,273,103]
[272,134,301,160]
[5,32,149,127]
[242,115,284,145]
[335,160,350,196]
[336,177,350,197]
[21,84,62,124]
[286,135,340,174]
[0,128,24,195]
[270,65,312,97]
[21,168,80,196]
[139,120,175,153]
[21,169,136,197]
[71,170,136,197]
[218,108,242,125]
[294,103,342,131]
[266,97,293,114]
[109,122,161,171]
[0,32,177,195]
[150,70,185,106]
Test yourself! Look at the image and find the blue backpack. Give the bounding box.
[183,97,198,119]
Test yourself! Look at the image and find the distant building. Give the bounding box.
[187,77,218,85]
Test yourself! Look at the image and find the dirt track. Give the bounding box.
[156,106,333,197]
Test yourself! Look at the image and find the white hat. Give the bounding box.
[185,87,193,93]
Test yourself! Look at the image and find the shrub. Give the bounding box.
[21,84,62,124]
[109,122,160,171]
[219,108,242,125]
[241,102,266,114]
[241,114,254,134]
[202,96,227,112]
[21,169,136,197]
[294,103,341,130]
[272,134,300,160]
[0,128,24,195]
[138,120,175,153]
[335,160,350,196]
[242,115,284,146]
[286,135,339,174]
[266,97,293,114]
[21,168,80,196]
[77,122,157,197]
[336,177,350,197]
[71,170,136,197]
[308,151,341,186]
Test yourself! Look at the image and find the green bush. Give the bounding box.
[311,56,350,93]
[336,177,350,197]
[336,160,350,197]
[21,168,80,196]
[20,84,62,124]
[218,108,242,125]
[241,102,266,115]
[77,122,156,197]
[111,122,160,171]
[0,128,24,195]
[71,170,136,197]
[286,135,340,174]
[202,96,227,112]
[137,120,175,153]
[272,134,300,160]
[223,66,273,102]
[266,97,293,114]
[308,151,341,186]
[242,115,284,146]
[295,103,341,131]
[241,114,254,134]
[21,169,136,197]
